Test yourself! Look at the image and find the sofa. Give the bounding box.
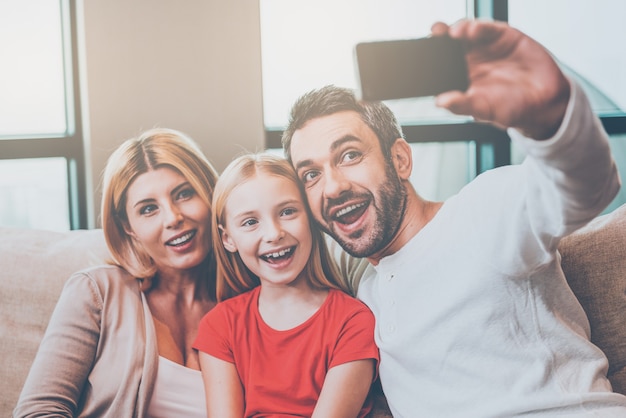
[1,203,625,416]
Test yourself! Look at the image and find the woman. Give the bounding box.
[14,128,219,417]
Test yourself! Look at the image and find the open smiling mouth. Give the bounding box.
[332,201,368,225]
[166,231,196,247]
[260,246,296,264]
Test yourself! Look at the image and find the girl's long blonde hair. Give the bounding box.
[212,153,349,301]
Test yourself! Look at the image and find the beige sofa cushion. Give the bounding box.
[559,203,626,395]
[1,202,624,415]
[0,227,109,416]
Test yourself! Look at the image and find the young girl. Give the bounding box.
[193,153,379,418]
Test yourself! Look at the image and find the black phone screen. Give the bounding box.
[355,36,469,101]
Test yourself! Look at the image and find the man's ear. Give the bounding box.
[219,225,238,253]
[390,138,413,180]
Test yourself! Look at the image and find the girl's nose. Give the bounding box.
[263,219,285,243]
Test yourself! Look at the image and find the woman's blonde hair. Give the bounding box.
[101,128,219,292]
[212,153,349,301]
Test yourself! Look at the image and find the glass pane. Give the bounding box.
[0,0,67,137]
[260,0,470,128]
[509,0,626,114]
[509,0,626,214]
[0,158,70,231]
[410,142,473,200]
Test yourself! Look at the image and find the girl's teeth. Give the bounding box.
[266,247,291,259]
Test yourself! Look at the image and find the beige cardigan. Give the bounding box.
[14,265,158,417]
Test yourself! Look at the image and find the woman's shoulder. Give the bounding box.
[64,264,142,298]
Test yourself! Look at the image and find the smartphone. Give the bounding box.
[355,36,469,101]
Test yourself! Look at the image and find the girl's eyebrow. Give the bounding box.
[277,197,302,206]
[230,197,303,219]
[231,209,257,220]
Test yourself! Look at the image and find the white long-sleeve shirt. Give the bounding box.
[357,79,625,417]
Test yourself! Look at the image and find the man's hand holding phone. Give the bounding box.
[355,19,571,140]
[434,20,570,140]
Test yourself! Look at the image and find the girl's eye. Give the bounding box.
[281,207,297,217]
[139,204,158,216]
[242,218,258,227]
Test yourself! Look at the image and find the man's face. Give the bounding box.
[289,110,406,258]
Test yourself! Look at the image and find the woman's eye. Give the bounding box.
[177,188,195,200]
[139,204,157,215]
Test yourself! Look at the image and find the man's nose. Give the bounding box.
[323,168,350,199]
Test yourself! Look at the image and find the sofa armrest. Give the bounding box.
[559,203,626,394]
[0,227,109,416]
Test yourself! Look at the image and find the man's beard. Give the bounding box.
[322,163,407,258]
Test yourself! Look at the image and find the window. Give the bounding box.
[0,0,86,231]
[261,0,626,211]
[508,0,626,213]
[260,0,510,201]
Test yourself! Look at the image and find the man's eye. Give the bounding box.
[302,170,320,183]
[341,150,361,163]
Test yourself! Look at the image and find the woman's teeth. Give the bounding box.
[168,231,194,246]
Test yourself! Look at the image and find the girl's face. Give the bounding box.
[124,167,212,276]
[220,172,313,288]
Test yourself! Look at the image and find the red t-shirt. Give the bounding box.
[193,287,379,417]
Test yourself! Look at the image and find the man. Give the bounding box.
[281,19,626,417]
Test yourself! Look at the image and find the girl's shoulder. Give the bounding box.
[213,286,260,314]
[327,289,373,316]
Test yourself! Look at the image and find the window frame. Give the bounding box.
[0,0,87,230]
[263,0,513,175]
[264,0,626,175]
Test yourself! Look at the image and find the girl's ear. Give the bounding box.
[219,225,238,253]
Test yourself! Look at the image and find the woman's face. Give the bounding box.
[124,167,212,276]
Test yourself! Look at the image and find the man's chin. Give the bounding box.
[333,231,379,258]
[318,219,376,257]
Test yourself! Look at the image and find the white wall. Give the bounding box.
[79,0,265,227]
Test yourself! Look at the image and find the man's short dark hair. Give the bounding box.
[281,85,404,163]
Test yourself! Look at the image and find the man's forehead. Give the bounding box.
[289,111,369,159]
